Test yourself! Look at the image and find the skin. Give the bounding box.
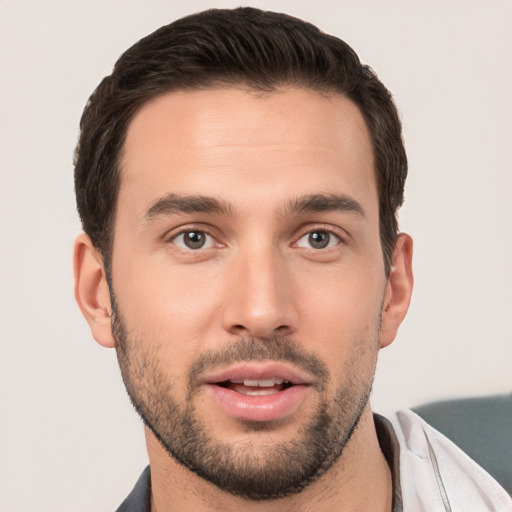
[74,87,413,511]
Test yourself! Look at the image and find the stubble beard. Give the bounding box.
[112,302,378,501]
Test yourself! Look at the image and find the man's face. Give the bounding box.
[111,87,389,498]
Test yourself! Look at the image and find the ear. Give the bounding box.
[379,233,413,349]
[73,233,115,348]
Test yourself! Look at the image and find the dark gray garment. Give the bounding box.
[116,465,151,512]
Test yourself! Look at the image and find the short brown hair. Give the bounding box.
[74,7,407,274]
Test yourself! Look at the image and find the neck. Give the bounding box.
[146,406,392,512]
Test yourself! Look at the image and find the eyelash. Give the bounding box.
[293,225,345,250]
[166,224,346,252]
[166,225,221,251]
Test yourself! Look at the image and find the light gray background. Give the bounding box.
[1,1,510,511]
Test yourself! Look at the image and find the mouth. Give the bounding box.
[201,363,312,422]
[215,377,294,396]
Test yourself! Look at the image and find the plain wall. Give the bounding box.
[1,1,510,511]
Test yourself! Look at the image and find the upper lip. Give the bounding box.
[201,362,314,386]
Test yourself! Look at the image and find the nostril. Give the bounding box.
[230,324,292,336]
[275,325,294,336]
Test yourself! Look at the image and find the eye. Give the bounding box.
[296,230,340,250]
[172,230,216,250]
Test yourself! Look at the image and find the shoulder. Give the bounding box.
[389,409,512,512]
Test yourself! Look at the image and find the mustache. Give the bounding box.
[188,336,329,389]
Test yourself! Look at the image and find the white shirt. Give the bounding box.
[391,409,512,512]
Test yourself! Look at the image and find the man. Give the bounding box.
[72,7,511,512]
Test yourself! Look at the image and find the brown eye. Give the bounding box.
[296,230,340,249]
[308,231,330,249]
[173,230,214,250]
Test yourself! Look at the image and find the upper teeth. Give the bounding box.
[229,378,286,387]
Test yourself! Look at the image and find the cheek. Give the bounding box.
[294,263,384,385]
[296,262,384,333]
[113,256,223,347]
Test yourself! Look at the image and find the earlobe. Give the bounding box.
[73,233,115,348]
[379,233,414,349]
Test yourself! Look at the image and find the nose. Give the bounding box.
[221,244,298,339]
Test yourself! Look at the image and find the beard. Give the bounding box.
[112,301,378,501]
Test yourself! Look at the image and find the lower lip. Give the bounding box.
[205,384,309,422]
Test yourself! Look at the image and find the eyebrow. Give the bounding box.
[143,192,365,222]
[285,193,366,218]
[144,193,233,220]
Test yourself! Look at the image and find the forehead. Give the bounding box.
[119,87,376,218]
